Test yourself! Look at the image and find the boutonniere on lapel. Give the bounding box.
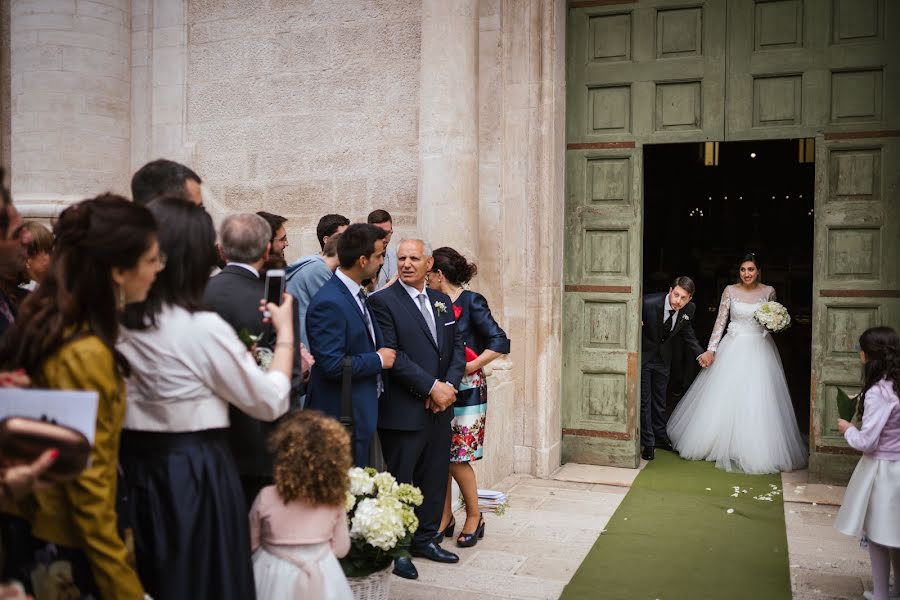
[434,301,447,315]
[682,315,690,321]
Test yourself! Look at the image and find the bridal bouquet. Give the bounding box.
[754,301,791,333]
[341,467,423,577]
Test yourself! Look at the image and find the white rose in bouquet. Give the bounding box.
[754,301,791,333]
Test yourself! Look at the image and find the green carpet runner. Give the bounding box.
[561,451,792,600]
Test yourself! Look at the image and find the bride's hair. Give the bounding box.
[738,253,761,283]
[858,326,900,410]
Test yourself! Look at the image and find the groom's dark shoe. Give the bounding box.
[392,556,418,579]
[655,437,675,452]
[641,446,655,461]
[410,540,460,563]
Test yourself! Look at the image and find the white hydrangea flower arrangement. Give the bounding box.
[754,301,791,333]
[341,467,423,578]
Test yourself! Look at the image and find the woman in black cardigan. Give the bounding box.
[428,247,510,548]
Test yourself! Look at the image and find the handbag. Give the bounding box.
[340,356,385,470]
[0,416,90,483]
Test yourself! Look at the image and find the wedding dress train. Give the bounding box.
[667,284,808,474]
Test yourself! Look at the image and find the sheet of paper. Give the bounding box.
[0,388,99,444]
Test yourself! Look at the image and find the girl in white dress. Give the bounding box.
[250,410,354,600]
[834,327,900,600]
[667,254,808,474]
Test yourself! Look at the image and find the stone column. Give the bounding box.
[417,0,479,260]
[10,0,131,217]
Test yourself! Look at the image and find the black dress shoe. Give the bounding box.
[410,540,460,563]
[654,437,675,452]
[392,556,418,579]
[641,446,655,461]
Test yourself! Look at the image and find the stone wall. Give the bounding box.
[10,0,131,208]
[185,0,422,260]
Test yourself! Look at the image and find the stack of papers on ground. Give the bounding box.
[477,489,508,511]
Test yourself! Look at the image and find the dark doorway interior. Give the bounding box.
[642,139,815,435]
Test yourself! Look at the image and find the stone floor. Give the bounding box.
[390,464,868,600]
[783,470,870,600]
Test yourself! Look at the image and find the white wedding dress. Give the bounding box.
[667,284,808,474]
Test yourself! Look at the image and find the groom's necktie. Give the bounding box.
[662,310,674,341]
[417,293,438,344]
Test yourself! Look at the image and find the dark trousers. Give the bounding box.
[379,411,452,548]
[640,359,671,447]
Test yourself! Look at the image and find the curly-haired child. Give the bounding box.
[249,410,354,600]
[835,326,900,600]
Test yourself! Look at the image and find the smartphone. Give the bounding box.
[263,269,286,317]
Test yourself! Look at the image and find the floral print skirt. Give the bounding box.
[450,370,488,463]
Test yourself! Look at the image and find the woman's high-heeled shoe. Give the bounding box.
[435,516,456,542]
[456,513,485,548]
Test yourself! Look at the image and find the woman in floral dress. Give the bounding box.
[428,248,510,547]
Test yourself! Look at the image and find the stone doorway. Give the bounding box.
[642,139,815,436]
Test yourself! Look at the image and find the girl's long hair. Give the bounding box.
[0,195,157,377]
[859,326,900,405]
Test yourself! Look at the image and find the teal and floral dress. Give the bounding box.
[450,291,510,463]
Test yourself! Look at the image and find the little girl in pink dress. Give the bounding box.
[834,327,900,600]
[249,410,353,600]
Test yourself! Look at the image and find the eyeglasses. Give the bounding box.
[152,251,167,270]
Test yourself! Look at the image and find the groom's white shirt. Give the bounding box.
[663,295,678,330]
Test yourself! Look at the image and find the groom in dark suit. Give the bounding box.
[368,238,466,580]
[305,224,396,466]
[641,276,711,461]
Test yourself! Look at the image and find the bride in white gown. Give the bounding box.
[667,255,808,474]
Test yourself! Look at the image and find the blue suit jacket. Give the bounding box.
[305,274,384,465]
[368,281,466,431]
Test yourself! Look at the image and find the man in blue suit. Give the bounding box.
[368,238,466,580]
[305,224,396,466]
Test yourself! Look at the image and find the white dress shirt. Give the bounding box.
[398,279,446,393]
[335,268,376,345]
[663,294,678,331]
[117,303,290,432]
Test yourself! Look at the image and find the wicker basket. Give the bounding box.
[347,565,392,600]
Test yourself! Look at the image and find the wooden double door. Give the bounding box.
[563,0,900,479]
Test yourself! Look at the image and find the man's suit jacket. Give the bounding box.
[641,292,705,367]
[305,274,384,465]
[203,264,279,477]
[368,281,466,431]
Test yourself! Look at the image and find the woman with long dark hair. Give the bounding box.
[667,253,807,473]
[117,198,295,600]
[1,194,161,598]
[428,247,510,547]
[835,327,900,600]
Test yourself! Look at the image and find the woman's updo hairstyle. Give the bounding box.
[739,252,761,270]
[432,247,477,287]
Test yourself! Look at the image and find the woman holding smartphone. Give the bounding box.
[1,194,160,599]
[118,200,294,600]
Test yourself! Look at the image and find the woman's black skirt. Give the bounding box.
[119,428,255,600]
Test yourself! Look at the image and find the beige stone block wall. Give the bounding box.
[10,0,131,205]
[185,0,422,261]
